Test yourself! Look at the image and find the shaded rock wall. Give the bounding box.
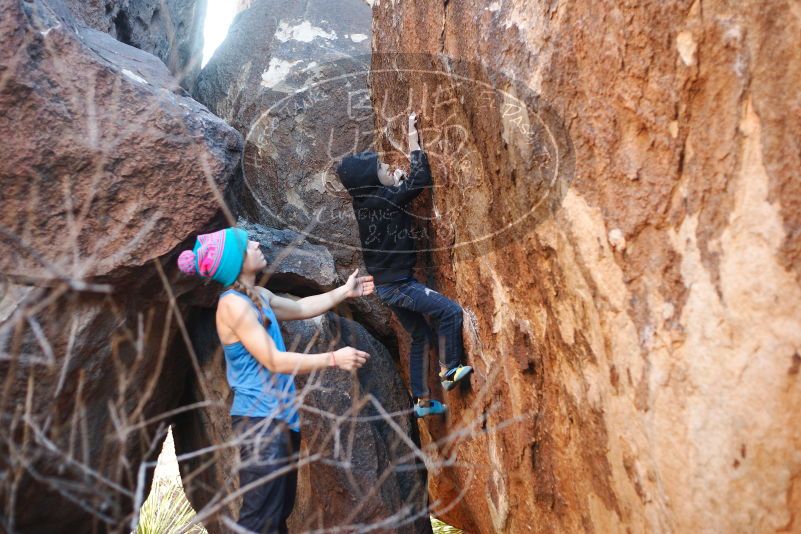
[59,0,207,89]
[237,219,339,295]
[285,312,429,533]
[0,285,189,532]
[0,0,241,530]
[170,305,238,534]
[371,1,801,532]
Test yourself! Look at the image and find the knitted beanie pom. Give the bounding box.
[177,250,198,275]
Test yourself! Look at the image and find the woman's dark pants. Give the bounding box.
[232,416,301,533]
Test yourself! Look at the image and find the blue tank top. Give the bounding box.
[219,289,300,431]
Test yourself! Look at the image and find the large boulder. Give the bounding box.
[283,312,430,534]
[58,0,206,90]
[193,0,394,340]
[0,0,241,286]
[237,219,338,294]
[371,1,801,533]
[0,0,242,530]
[0,282,191,533]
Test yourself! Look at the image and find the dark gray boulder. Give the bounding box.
[59,0,207,90]
[283,313,432,534]
[238,219,338,294]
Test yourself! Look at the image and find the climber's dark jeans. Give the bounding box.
[375,277,464,399]
[232,416,301,534]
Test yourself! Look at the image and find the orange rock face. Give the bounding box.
[371,1,801,532]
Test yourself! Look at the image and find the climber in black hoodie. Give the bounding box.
[335,112,473,418]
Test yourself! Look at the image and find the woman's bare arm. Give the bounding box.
[266,270,374,321]
[218,294,369,373]
[267,286,348,322]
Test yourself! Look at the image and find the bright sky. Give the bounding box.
[202,0,237,67]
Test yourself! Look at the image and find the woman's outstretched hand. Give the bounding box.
[343,269,375,298]
[331,347,370,371]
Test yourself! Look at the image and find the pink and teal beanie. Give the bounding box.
[177,228,248,286]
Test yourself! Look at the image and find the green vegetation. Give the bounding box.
[431,516,464,533]
[135,475,206,534]
[135,428,206,534]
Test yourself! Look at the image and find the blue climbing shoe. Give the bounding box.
[414,399,448,418]
[440,365,474,391]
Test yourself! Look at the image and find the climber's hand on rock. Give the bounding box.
[344,269,375,298]
[333,346,370,371]
[392,168,407,186]
[407,112,421,152]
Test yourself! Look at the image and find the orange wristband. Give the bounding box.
[330,351,336,367]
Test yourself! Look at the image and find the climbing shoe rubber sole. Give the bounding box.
[440,365,474,391]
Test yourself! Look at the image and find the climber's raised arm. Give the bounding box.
[265,270,375,321]
[374,150,432,206]
[370,112,432,206]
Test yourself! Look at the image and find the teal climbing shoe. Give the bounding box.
[414,399,448,418]
[440,365,474,391]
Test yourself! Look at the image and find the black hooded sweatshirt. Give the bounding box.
[336,150,433,284]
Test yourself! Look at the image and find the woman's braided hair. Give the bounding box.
[230,280,270,327]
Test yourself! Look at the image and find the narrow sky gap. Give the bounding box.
[202,0,236,67]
